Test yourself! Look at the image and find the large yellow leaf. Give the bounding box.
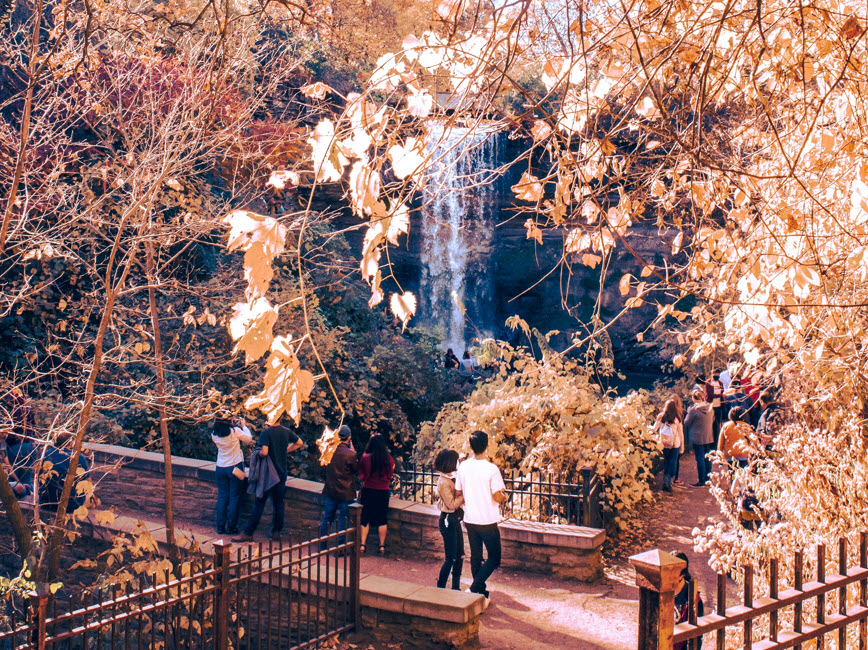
[349,161,382,217]
[307,119,344,183]
[244,336,316,425]
[512,172,543,202]
[317,427,341,466]
[406,88,433,118]
[229,299,278,364]
[388,138,426,181]
[224,210,287,299]
[390,291,417,331]
[619,273,632,296]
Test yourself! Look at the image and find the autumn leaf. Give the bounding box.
[565,230,590,253]
[390,291,417,330]
[244,336,315,425]
[267,170,300,190]
[349,161,383,217]
[619,273,632,296]
[635,96,660,120]
[224,210,287,299]
[95,510,115,526]
[360,222,384,282]
[524,219,543,245]
[385,203,410,245]
[842,16,862,39]
[307,119,344,183]
[388,138,426,181]
[531,120,552,142]
[406,88,433,118]
[581,253,602,269]
[317,426,341,466]
[511,172,543,202]
[300,81,332,100]
[229,299,279,364]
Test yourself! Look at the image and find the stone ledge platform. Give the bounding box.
[82,442,605,583]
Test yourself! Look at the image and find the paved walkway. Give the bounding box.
[93,448,730,649]
[355,449,733,649]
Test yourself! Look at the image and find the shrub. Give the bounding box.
[414,339,660,529]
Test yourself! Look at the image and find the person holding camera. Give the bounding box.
[212,417,253,535]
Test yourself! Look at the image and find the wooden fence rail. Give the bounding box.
[0,504,362,650]
[632,532,868,649]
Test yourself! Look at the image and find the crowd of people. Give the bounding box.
[213,418,505,606]
[653,367,783,527]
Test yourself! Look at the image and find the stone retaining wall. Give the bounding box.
[85,443,604,581]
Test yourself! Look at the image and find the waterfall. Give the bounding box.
[419,124,500,355]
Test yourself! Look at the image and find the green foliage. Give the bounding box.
[415,340,660,529]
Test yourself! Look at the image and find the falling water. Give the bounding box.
[419,124,500,354]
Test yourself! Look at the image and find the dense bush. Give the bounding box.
[414,339,660,529]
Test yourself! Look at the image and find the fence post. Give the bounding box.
[630,550,686,650]
[28,588,48,650]
[349,503,362,630]
[580,466,592,527]
[580,465,602,528]
[213,540,231,650]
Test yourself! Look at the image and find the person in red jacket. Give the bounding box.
[358,434,394,555]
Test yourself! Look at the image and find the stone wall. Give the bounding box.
[86,443,605,582]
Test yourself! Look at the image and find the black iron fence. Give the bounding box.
[395,464,603,528]
[0,505,362,650]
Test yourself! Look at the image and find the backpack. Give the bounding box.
[660,422,677,448]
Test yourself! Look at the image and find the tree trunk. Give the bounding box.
[0,464,32,557]
[41,242,138,581]
[146,237,179,565]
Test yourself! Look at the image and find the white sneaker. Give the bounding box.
[465,588,491,610]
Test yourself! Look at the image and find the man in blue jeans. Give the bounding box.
[233,424,303,542]
[320,426,358,550]
[684,390,715,487]
[456,430,507,605]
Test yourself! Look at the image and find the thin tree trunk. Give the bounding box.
[146,237,179,565]
[0,464,32,557]
[0,0,44,253]
[42,242,138,580]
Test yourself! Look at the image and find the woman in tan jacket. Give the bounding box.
[434,449,465,590]
[718,406,753,469]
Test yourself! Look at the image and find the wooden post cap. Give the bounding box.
[629,549,686,593]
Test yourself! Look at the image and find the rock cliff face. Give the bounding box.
[316,131,676,372]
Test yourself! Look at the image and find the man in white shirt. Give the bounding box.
[456,430,507,600]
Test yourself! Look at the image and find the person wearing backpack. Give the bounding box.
[654,400,683,492]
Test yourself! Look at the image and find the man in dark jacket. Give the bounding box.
[234,424,303,542]
[320,425,358,549]
[684,390,715,487]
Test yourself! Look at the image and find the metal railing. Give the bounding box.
[632,533,868,649]
[0,505,362,649]
[395,463,603,527]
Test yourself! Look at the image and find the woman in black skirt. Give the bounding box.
[358,435,394,555]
